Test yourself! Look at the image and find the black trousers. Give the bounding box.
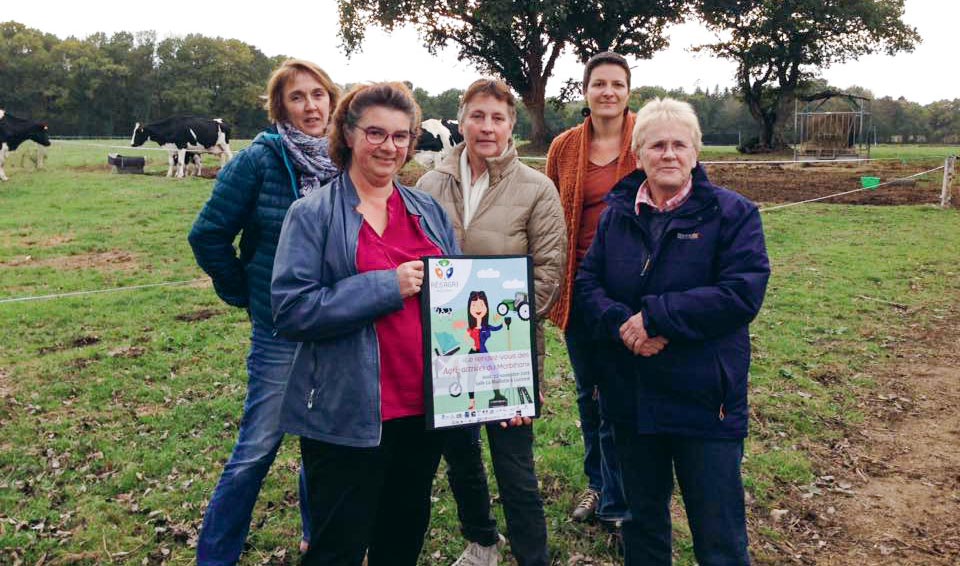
[299,416,444,566]
[444,423,549,566]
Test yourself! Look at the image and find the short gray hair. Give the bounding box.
[631,97,703,155]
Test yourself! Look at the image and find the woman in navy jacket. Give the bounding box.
[574,97,770,565]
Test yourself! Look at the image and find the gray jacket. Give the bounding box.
[271,172,460,447]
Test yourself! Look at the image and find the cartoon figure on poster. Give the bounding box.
[425,256,538,428]
[457,290,507,410]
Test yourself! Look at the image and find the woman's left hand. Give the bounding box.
[620,312,668,356]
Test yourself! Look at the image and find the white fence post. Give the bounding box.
[941,155,956,208]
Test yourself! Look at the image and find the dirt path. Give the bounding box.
[776,309,960,564]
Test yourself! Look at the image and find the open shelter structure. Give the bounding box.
[794,91,871,160]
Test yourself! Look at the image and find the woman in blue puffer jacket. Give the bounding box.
[188,59,340,564]
[575,97,770,566]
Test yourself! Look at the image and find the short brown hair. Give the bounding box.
[264,59,340,124]
[328,82,422,169]
[457,78,517,124]
[583,51,631,92]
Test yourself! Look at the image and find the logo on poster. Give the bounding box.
[434,258,455,280]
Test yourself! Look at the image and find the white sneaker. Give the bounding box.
[451,534,505,566]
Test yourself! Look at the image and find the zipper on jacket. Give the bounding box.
[307,388,315,410]
[640,257,652,277]
[718,403,725,421]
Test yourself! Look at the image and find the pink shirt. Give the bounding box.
[634,177,693,214]
[356,189,441,421]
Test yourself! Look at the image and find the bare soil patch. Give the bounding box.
[17,234,76,248]
[765,308,960,565]
[0,367,11,398]
[174,308,223,322]
[708,161,942,206]
[38,335,101,355]
[399,159,946,206]
[1,250,138,271]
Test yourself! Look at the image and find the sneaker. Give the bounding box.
[572,488,600,522]
[451,534,505,566]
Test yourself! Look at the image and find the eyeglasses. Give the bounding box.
[355,126,414,148]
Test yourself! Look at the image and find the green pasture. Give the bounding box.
[1,142,959,564]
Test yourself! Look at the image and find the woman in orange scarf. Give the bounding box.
[546,51,636,528]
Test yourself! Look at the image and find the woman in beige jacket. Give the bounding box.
[417,78,566,566]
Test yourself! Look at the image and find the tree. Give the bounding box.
[336,0,684,148]
[695,0,920,151]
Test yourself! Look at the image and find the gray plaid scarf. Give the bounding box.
[277,122,340,197]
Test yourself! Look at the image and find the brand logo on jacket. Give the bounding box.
[677,232,701,240]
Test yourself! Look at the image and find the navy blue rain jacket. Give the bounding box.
[271,172,460,447]
[574,164,770,438]
[188,129,303,328]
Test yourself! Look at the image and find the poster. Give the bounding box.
[422,255,539,429]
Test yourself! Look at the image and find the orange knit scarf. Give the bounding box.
[546,112,637,330]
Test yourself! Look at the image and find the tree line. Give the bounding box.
[0,21,285,138]
[3,11,956,146]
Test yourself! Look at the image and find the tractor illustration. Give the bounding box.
[497,291,531,321]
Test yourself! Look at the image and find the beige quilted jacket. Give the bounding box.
[416,142,567,378]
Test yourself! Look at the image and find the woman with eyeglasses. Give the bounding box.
[271,82,460,566]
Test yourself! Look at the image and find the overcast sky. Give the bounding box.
[4,1,956,104]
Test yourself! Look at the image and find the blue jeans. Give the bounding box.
[613,427,750,566]
[197,322,310,565]
[564,313,627,521]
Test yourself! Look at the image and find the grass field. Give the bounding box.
[1,141,959,564]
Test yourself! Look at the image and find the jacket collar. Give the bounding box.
[254,126,299,199]
[339,170,426,218]
[436,140,519,187]
[606,163,718,219]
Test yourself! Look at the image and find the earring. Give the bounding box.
[580,107,591,117]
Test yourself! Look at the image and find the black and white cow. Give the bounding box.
[131,115,233,178]
[0,109,51,182]
[414,118,463,168]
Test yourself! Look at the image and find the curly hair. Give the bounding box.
[328,82,422,169]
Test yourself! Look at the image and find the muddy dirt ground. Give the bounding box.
[758,307,960,565]
[399,158,950,206]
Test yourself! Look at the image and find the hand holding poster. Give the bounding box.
[422,255,539,429]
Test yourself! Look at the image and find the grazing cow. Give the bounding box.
[414,118,463,168]
[0,109,51,182]
[131,115,233,178]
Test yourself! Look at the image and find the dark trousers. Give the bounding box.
[565,312,628,521]
[613,425,750,566]
[299,416,444,566]
[444,423,549,566]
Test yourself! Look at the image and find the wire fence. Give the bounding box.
[1,146,955,304]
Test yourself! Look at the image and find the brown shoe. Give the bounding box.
[571,488,600,522]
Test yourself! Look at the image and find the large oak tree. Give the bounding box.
[695,0,920,150]
[337,0,684,149]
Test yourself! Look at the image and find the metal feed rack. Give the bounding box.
[794,91,871,161]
